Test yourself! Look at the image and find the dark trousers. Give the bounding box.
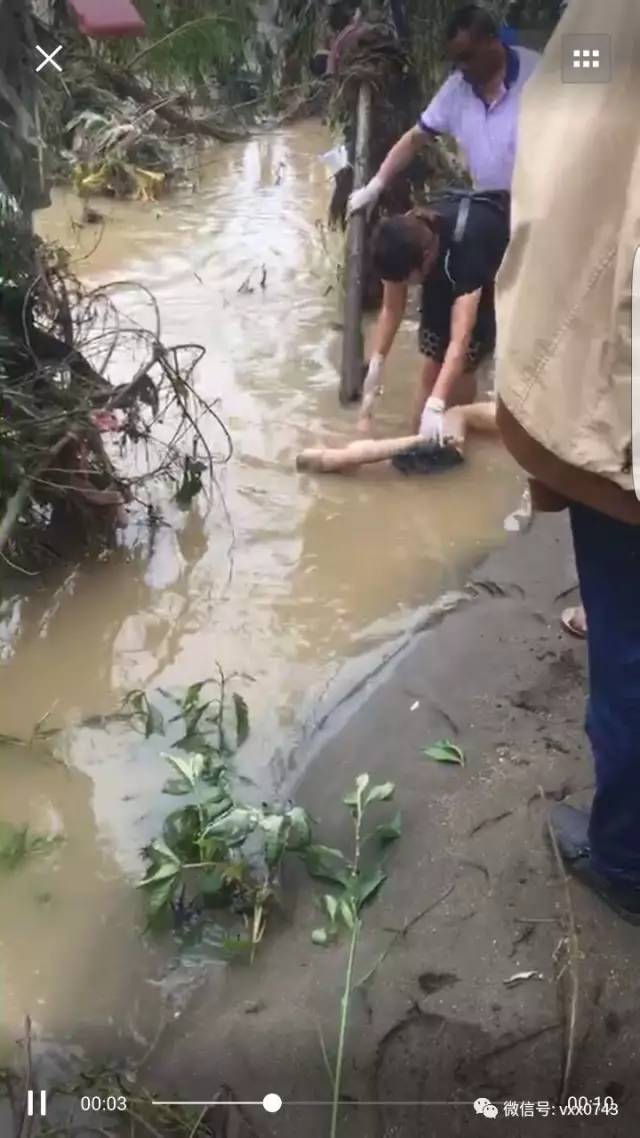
[570,502,640,884]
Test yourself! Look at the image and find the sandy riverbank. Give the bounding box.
[147,510,639,1137]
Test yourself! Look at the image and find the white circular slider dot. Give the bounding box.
[263,1093,283,1114]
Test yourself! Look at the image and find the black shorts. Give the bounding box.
[418,324,494,369]
[416,193,505,372]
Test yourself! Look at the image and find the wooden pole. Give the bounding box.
[339,81,372,406]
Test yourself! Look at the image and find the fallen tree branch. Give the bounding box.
[1,240,232,563]
[92,59,248,143]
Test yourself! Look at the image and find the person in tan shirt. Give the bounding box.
[495,0,640,921]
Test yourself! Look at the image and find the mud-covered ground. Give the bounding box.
[146,510,638,1137]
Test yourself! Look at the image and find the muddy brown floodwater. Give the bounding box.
[0,123,521,1057]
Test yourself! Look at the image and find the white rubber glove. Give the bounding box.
[347,174,384,219]
[360,352,384,419]
[419,396,446,445]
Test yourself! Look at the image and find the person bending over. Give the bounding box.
[360,196,509,439]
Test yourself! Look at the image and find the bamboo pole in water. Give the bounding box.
[339,81,372,406]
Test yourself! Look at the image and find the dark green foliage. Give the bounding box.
[105,1,257,88]
[134,677,316,960]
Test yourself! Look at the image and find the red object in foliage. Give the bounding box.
[66,0,146,38]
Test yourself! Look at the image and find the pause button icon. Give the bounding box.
[27,1090,48,1117]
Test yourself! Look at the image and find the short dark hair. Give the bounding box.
[372,216,429,282]
[445,4,499,41]
[327,1,356,33]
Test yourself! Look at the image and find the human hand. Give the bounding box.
[419,396,445,445]
[347,175,384,219]
[360,352,384,421]
[356,412,373,436]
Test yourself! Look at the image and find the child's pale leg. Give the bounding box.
[297,435,422,473]
[295,401,497,475]
[459,401,499,435]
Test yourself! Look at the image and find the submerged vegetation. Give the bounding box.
[0,820,62,872]
[130,677,312,959]
[128,677,401,984]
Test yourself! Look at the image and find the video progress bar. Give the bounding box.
[152,1098,484,1111]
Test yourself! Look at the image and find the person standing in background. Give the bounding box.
[500,0,525,45]
[495,0,640,922]
[348,4,539,211]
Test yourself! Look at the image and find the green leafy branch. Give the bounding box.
[139,748,313,960]
[302,773,401,1138]
[134,675,314,960]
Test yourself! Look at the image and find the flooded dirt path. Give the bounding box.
[0,123,520,1052]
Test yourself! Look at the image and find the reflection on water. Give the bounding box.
[0,122,520,1044]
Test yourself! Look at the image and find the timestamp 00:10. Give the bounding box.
[559,1097,619,1117]
[503,1096,619,1119]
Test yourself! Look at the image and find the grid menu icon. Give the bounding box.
[573,47,600,69]
[562,34,611,83]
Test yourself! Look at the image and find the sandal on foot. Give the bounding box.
[561,606,587,639]
[503,487,533,533]
[391,438,464,476]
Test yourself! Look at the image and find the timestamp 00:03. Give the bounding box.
[80,1095,128,1113]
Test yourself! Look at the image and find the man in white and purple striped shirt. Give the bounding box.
[348,4,539,213]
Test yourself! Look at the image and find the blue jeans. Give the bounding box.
[570,502,640,884]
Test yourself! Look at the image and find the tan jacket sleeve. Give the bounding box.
[495,0,640,494]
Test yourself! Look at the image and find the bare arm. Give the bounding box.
[370,279,409,357]
[348,124,435,215]
[376,125,433,189]
[358,280,408,428]
[431,289,482,404]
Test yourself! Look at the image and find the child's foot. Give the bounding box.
[296,448,347,473]
[296,449,326,472]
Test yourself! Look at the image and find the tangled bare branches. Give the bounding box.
[331,20,413,107]
[0,222,232,567]
[327,18,469,231]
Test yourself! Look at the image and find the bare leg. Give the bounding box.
[455,401,499,435]
[296,401,497,473]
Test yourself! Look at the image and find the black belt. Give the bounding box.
[425,189,510,245]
